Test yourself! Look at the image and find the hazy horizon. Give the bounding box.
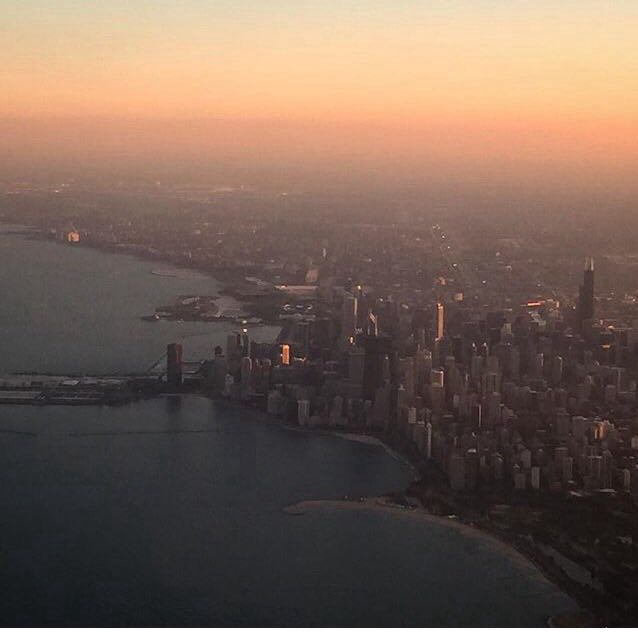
[3,1,637,196]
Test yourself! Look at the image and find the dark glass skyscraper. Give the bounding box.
[578,257,595,327]
[166,342,183,387]
[362,334,392,401]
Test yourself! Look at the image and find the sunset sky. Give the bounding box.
[2,1,637,187]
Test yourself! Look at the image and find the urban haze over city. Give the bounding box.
[2,1,638,628]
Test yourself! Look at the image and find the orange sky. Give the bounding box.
[2,1,637,185]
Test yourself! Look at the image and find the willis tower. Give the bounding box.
[578,257,595,330]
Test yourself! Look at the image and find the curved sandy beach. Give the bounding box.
[283,497,566,583]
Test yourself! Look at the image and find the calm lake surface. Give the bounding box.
[0,231,278,375]
[0,232,576,625]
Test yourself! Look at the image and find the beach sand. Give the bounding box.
[284,497,560,580]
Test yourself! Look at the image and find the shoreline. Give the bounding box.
[73,237,282,326]
[283,496,590,626]
[212,397,414,467]
[214,395,600,625]
[283,496,541,570]
[3,227,279,326]
[334,431,416,471]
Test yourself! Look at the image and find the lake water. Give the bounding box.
[0,231,278,375]
[0,232,576,625]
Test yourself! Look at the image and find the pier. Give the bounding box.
[0,373,159,406]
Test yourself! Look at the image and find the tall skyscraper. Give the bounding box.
[342,293,358,343]
[240,356,253,398]
[166,342,183,387]
[366,309,379,337]
[578,257,595,327]
[362,334,392,401]
[435,302,445,341]
[280,343,290,365]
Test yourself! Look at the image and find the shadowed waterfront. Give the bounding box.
[0,396,575,626]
